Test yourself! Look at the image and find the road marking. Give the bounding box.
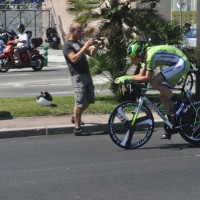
[0,73,29,77]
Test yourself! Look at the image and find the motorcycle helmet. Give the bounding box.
[36,91,53,106]
[17,24,25,34]
[127,41,148,58]
[25,30,32,39]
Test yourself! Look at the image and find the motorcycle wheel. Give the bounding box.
[31,55,44,71]
[50,41,59,49]
[53,43,59,49]
[0,58,10,73]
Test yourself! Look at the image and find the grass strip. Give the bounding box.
[0,95,160,119]
[0,96,118,118]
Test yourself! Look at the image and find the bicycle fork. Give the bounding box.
[117,98,151,147]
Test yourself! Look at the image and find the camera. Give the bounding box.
[92,40,98,45]
[92,37,105,49]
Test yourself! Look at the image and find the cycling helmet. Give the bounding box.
[36,91,53,106]
[127,41,148,58]
[17,24,25,33]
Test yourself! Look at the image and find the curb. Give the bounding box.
[0,122,164,139]
[0,124,108,139]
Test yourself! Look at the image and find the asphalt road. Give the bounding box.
[0,66,111,98]
[0,127,200,200]
[0,66,73,97]
[0,48,111,98]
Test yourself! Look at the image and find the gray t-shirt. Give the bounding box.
[62,40,90,76]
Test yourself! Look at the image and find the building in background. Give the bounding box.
[171,0,197,28]
[0,1,197,46]
[43,0,173,45]
[44,0,197,45]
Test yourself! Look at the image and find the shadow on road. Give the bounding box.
[141,143,199,150]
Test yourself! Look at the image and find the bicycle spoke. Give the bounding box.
[136,116,153,126]
[120,129,134,147]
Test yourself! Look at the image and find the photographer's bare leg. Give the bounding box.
[73,104,88,129]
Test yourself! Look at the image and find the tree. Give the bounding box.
[67,0,161,74]
[67,0,200,97]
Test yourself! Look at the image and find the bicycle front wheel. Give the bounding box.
[179,101,200,145]
[108,100,154,149]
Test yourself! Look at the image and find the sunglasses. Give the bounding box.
[75,30,84,33]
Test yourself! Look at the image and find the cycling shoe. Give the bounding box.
[161,133,172,140]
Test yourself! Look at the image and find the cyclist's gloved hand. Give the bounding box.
[114,75,133,84]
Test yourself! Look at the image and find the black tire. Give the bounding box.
[176,72,193,91]
[179,101,200,145]
[0,58,10,73]
[108,100,154,149]
[52,42,59,49]
[31,55,44,71]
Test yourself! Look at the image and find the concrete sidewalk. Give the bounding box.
[0,114,109,139]
[0,113,163,139]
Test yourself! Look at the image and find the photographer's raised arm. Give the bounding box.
[67,40,94,64]
[86,39,101,57]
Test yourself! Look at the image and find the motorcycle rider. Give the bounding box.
[14,24,28,66]
[45,27,60,49]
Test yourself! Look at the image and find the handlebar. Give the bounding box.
[120,81,147,97]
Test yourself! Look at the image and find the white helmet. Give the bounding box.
[36,91,53,106]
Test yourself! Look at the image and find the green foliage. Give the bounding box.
[88,52,111,75]
[67,0,200,97]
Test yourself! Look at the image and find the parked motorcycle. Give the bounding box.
[45,27,60,49]
[0,28,17,45]
[0,37,44,73]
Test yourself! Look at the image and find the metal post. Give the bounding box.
[177,0,183,28]
[179,0,183,27]
[195,0,200,98]
[35,10,37,37]
[43,46,48,66]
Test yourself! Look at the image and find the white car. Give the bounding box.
[182,29,197,46]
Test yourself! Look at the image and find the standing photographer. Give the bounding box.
[63,22,101,136]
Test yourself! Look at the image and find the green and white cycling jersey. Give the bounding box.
[141,45,190,87]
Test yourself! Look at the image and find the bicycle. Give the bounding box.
[108,82,200,149]
[175,62,198,91]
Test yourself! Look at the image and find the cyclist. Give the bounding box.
[115,41,190,139]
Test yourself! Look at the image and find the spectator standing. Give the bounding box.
[63,22,101,136]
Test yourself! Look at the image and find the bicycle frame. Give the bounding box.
[130,86,197,130]
[131,89,173,128]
